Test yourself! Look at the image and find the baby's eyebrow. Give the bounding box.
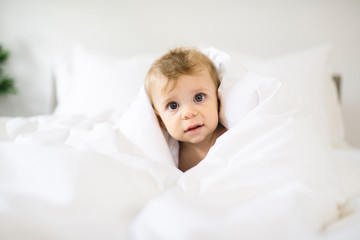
[162,96,175,106]
[193,87,209,92]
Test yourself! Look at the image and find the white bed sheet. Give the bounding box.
[0,73,359,240]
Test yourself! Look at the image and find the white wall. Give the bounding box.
[0,0,359,147]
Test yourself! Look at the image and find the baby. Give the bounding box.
[145,47,227,172]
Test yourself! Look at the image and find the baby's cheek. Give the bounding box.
[166,120,180,138]
[161,117,173,132]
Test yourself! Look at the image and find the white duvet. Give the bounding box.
[1,57,360,240]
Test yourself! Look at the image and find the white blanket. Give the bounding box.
[1,68,360,239]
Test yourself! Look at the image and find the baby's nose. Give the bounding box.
[182,106,198,119]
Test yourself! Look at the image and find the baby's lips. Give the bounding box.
[185,123,204,132]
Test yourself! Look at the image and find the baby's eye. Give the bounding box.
[194,93,205,103]
[167,101,179,110]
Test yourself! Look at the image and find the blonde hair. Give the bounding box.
[145,47,220,103]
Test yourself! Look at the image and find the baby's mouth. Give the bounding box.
[185,124,204,132]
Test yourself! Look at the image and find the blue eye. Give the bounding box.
[167,101,179,110]
[194,93,205,103]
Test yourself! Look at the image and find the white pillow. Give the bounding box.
[52,58,73,112]
[233,44,345,147]
[53,47,156,116]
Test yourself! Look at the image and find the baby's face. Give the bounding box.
[151,68,219,145]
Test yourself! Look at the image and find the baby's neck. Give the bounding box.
[178,124,226,172]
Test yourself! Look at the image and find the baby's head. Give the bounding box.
[145,47,221,144]
[145,48,220,98]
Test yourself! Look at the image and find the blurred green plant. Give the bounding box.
[0,44,17,96]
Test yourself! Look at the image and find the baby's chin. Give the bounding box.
[178,134,211,145]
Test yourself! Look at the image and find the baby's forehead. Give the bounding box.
[160,78,178,95]
[163,68,213,87]
[150,67,216,99]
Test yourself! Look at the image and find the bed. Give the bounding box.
[0,45,359,240]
